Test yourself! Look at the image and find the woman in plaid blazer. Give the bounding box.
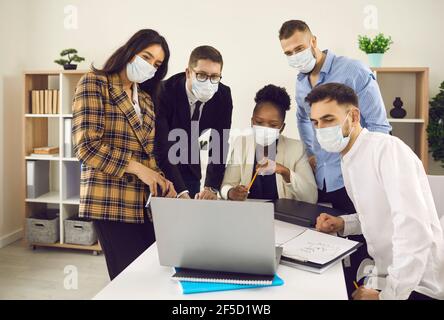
[72,29,176,280]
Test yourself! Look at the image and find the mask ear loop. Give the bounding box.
[342,111,355,138]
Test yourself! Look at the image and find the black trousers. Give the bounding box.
[94,212,155,280]
[318,184,371,299]
[408,291,437,300]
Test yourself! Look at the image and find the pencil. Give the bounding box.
[353,281,359,289]
[247,169,259,191]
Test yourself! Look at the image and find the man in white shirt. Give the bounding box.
[306,82,444,300]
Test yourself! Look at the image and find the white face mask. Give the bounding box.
[253,125,281,146]
[126,55,157,83]
[287,46,316,74]
[191,77,219,102]
[315,112,354,153]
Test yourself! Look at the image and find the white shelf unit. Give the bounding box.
[23,70,101,253]
[372,67,429,172]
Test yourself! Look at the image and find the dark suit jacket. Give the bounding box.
[154,72,233,193]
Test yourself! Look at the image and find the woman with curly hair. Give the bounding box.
[221,84,317,203]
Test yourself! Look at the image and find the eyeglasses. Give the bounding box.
[191,68,222,84]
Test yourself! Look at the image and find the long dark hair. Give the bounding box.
[92,29,170,97]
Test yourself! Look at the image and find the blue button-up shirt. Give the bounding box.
[296,50,392,192]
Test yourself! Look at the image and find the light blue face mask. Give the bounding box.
[191,77,219,102]
[126,55,157,83]
[315,112,354,153]
[287,46,316,73]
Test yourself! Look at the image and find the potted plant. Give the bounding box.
[358,33,393,68]
[54,48,85,70]
[427,81,444,168]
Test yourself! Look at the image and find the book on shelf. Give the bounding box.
[33,146,59,155]
[29,153,59,158]
[53,89,59,114]
[38,90,44,114]
[31,91,37,114]
[44,90,49,114]
[29,89,60,114]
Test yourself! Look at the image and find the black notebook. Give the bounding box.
[171,268,275,285]
[274,199,347,227]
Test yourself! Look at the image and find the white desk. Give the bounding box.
[94,221,348,300]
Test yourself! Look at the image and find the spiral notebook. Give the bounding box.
[172,268,275,285]
[178,274,284,294]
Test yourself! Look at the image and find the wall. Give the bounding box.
[1,0,443,244]
[0,0,27,246]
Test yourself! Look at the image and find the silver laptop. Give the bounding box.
[150,198,282,275]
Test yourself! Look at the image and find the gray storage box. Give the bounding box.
[27,212,60,244]
[64,217,97,246]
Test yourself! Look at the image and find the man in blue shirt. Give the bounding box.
[278,20,391,212]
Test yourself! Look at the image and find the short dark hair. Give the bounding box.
[188,45,223,69]
[305,83,359,109]
[254,84,291,120]
[279,20,311,40]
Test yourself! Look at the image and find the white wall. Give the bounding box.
[1,0,444,242]
[0,0,27,246]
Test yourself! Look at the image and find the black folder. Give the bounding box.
[273,199,348,228]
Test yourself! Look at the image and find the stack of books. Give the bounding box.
[172,268,284,294]
[30,146,59,158]
[30,90,60,114]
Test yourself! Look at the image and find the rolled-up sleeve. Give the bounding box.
[339,213,362,236]
[352,64,392,134]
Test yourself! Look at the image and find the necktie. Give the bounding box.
[191,101,202,121]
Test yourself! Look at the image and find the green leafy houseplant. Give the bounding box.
[54,48,85,70]
[358,33,393,54]
[358,33,393,68]
[427,81,444,168]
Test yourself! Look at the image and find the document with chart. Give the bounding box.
[277,226,362,273]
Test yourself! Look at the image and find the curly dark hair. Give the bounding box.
[254,84,291,120]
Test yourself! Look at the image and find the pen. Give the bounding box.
[353,281,359,289]
[247,169,259,191]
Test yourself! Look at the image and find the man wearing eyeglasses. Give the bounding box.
[155,45,233,200]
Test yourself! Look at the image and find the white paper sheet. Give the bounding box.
[282,229,359,265]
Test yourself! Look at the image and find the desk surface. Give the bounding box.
[94,220,348,300]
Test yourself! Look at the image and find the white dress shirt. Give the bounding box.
[340,128,444,300]
[185,82,205,120]
[131,83,143,124]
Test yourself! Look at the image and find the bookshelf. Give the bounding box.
[371,67,429,172]
[23,70,101,254]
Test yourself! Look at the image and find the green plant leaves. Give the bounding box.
[427,81,444,168]
[55,48,85,65]
[358,33,393,54]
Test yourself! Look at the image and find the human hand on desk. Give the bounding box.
[195,187,218,200]
[228,185,249,201]
[315,213,345,234]
[352,287,380,300]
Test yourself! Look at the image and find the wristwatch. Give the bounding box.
[206,187,219,195]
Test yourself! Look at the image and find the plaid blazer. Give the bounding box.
[72,72,160,223]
